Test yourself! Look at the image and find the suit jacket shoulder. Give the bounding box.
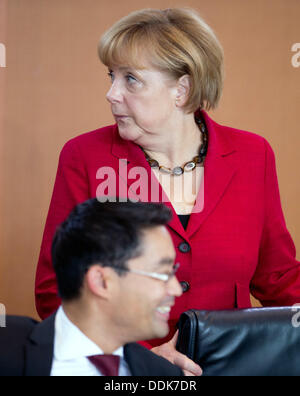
[124,343,184,376]
[0,316,39,376]
[61,124,116,155]
[0,314,56,376]
[206,113,267,154]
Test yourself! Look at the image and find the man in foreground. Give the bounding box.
[0,199,187,376]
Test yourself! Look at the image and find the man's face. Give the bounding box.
[111,225,182,342]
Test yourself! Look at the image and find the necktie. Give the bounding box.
[88,354,120,376]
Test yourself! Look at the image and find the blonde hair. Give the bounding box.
[98,8,224,112]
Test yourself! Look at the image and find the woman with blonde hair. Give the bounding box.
[35,8,300,375]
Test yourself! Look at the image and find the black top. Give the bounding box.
[178,214,190,230]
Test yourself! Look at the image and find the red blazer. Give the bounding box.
[35,111,300,348]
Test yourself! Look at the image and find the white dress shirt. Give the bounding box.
[50,306,132,376]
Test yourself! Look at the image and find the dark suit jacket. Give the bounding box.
[0,315,183,376]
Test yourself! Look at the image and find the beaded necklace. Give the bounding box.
[140,116,208,176]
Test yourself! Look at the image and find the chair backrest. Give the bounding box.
[176,307,300,376]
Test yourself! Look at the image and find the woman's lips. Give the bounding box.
[114,114,129,120]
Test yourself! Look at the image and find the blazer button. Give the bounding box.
[180,281,190,293]
[178,242,191,253]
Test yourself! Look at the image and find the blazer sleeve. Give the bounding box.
[250,139,300,305]
[35,140,90,319]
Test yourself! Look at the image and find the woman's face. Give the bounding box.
[106,64,179,144]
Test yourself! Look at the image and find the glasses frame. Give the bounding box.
[117,262,180,283]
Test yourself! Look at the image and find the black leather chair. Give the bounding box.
[176,307,300,376]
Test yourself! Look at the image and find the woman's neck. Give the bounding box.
[140,113,202,169]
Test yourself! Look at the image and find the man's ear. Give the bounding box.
[85,265,111,299]
[175,74,191,107]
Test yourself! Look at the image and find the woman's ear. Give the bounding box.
[175,74,191,107]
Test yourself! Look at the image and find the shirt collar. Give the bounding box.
[54,306,124,361]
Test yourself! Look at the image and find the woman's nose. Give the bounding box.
[106,82,123,104]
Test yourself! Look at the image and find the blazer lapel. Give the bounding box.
[111,128,189,238]
[111,112,238,240]
[123,343,150,376]
[187,112,238,238]
[24,314,56,376]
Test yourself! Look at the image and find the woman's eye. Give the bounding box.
[107,71,114,81]
[126,74,137,84]
[107,71,138,86]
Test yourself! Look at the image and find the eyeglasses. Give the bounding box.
[117,262,180,283]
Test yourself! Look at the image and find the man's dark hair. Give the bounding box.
[52,198,172,301]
